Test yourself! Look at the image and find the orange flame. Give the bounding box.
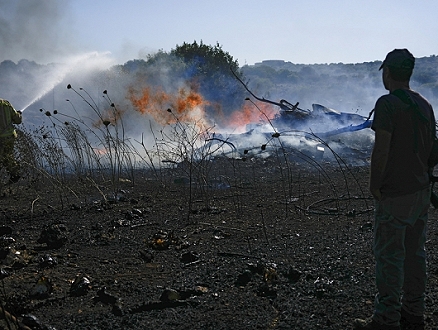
[128,86,209,127]
[128,84,279,133]
[222,102,278,132]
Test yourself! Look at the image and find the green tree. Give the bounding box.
[171,40,241,78]
[170,41,246,115]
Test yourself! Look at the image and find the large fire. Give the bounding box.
[128,85,278,132]
[128,86,208,127]
[226,102,277,132]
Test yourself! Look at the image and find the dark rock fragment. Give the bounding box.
[70,276,91,297]
[0,268,10,280]
[93,287,119,305]
[160,288,180,302]
[21,314,49,329]
[29,276,52,299]
[180,251,199,264]
[0,236,15,259]
[37,254,58,268]
[37,224,68,249]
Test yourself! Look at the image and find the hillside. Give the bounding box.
[241,56,438,115]
[1,55,438,122]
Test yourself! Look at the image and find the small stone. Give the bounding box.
[180,251,199,264]
[70,276,91,297]
[160,288,180,302]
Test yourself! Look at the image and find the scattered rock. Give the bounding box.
[160,288,181,302]
[70,276,91,297]
[0,236,14,259]
[37,254,58,268]
[0,267,10,280]
[21,314,55,330]
[180,251,199,264]
[30,276,52,299]
[6,249,29,269]
[213,229,230,239]
[93,287,119,305]
[37,224,68,249]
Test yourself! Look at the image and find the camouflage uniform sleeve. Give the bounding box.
[11,109,22,125]
[6,100,22,125]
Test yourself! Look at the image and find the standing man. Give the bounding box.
[0,98,22,183]
[354,49,435,330]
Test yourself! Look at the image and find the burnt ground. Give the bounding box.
[1,156,438,330]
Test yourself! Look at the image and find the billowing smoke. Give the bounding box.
[0,0,76,64]
[0,47,378,168]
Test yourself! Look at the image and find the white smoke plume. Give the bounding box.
[0,0,77,64]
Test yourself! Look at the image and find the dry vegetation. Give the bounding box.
[0,89,438,329]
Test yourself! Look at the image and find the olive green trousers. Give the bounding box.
[372,187,429,327]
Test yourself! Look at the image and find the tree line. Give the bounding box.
[1,42,437,117]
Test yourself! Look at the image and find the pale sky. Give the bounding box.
[1,0,438,66]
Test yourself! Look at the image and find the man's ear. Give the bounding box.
[382,67,392,90]
[383,67,391,80]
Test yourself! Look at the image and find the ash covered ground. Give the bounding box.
[1,155,438,330]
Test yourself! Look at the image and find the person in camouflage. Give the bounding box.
[0,98,22,183]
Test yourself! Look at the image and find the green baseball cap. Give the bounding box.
[379,48,415,70]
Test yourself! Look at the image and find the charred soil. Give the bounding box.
[1,157,438,330]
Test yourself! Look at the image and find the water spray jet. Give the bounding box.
[19,52,114,112]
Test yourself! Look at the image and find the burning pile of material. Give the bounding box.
[13,49,374,169]
[127,81,279,134]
